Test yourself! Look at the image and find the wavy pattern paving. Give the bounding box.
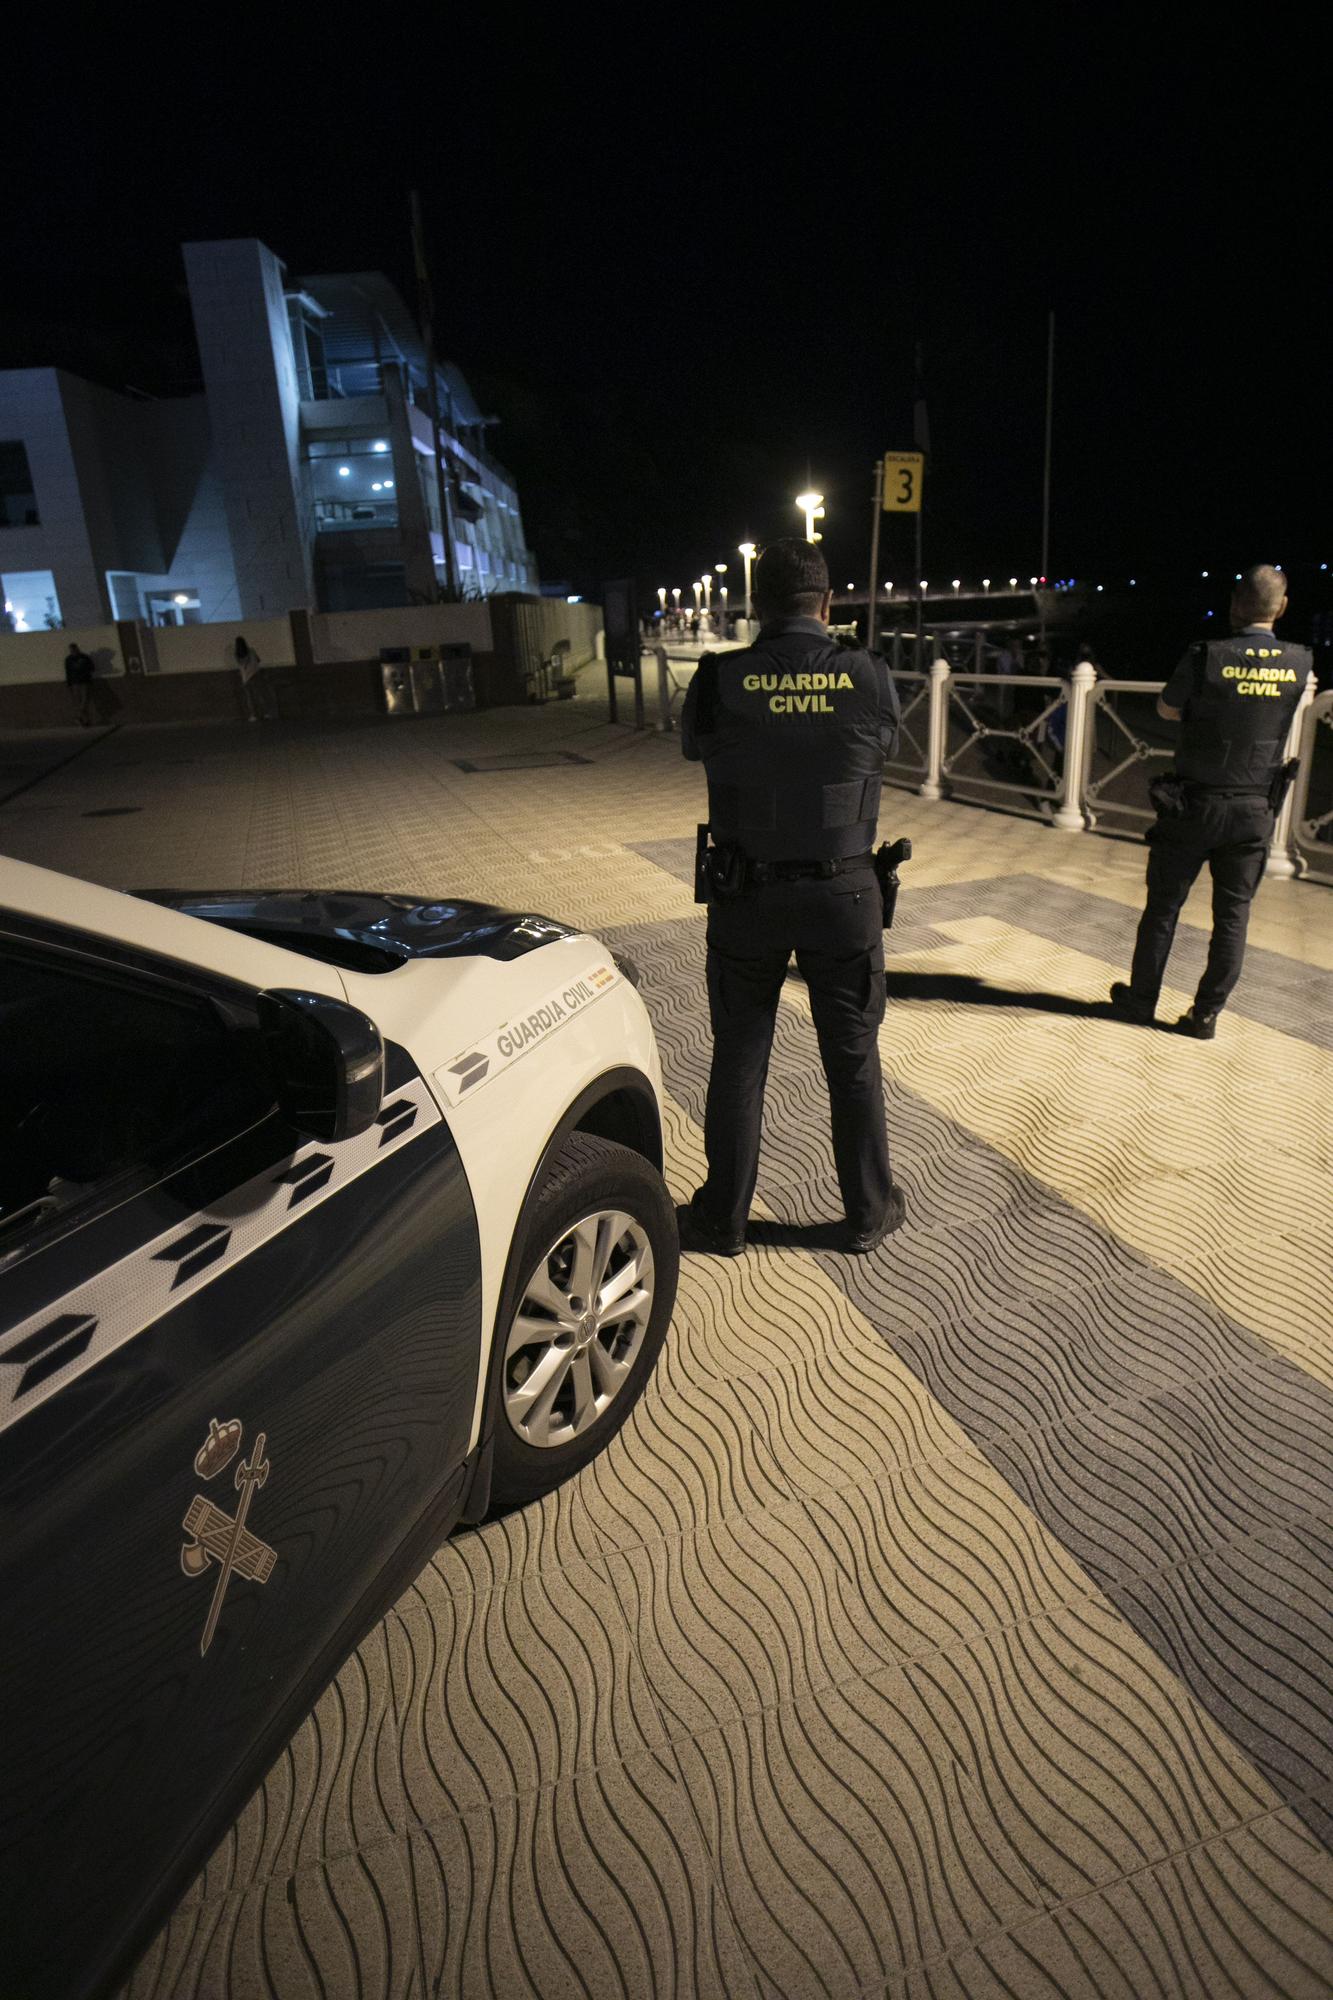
[92,704,1333,1997]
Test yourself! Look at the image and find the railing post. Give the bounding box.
[918,657,951,800]
[1268,669,1317,879]
[655,645,672,732]
[1052,659,1097,831]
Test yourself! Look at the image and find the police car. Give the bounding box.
[0,858,677,2000]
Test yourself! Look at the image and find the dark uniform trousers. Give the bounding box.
[1129,791,1274,1015]
[699,858,893,1238]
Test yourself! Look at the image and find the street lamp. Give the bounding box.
[692,581,702,613]
[671,587,681,612]
[701,571,713,611]
[657,588,667,612]
[714,562,727,574]
[795,490,825,542]
[738,541,756,623]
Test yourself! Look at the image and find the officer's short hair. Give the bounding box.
[1233,565,1287,622]
[754,539,830,618]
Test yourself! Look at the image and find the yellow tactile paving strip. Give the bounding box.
[8,697,1330,1997]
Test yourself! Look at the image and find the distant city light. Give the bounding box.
[1130,579,1136,586]
[371,482,383,491]
[338,465,351,477]
[920,579,928,589]
[566,594,583,603]
[952,579,961,590]
[1009,576,1017,587]
[372,441,389,453]
[1029,576,1038,586]
[982,577,990,588]
[384,480,394,490]
[884,580,892,591]
[1201,570,1209,578]
[1206,610,1214,618]
[1096,585,1104,593]
[847,582,856,590]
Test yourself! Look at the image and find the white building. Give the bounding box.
[0,239,538,631]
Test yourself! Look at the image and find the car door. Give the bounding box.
[0,914,483,2000]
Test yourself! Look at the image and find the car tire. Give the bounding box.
[488,1132,678,1508]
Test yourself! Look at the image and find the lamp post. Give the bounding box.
[671,588,681,614]
[657,588,667,613]
[692,582,702,614]
[701,572,713,612]
[720,584,728,631]
[738,542,756,624]
[795,490,825,542]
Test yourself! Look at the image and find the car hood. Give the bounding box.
[135,888,576,976]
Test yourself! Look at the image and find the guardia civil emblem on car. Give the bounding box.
[180,1418,277,1655]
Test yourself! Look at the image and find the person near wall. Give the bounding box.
[233,635,267,722]
[64,642,95,727]
[1110,565,1312,1040]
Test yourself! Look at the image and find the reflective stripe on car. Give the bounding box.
[0,1078,442,1436]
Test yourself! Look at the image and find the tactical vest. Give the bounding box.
[1177,635,1311,789]
[699,631,889,861]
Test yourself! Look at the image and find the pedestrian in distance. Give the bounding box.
[680,537,907,1256]
[233,634,266,721]
[1110,564,1311,1039]
[64,641,95,726]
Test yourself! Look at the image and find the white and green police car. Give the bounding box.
[0,858,677,1999]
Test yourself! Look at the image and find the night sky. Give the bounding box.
[9,18,1326,612]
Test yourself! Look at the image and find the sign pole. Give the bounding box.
[915,504,924,665]
[866,460,883,650]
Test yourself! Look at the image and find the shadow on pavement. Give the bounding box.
[882,969,1172,1025]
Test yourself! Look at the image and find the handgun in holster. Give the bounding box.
[1148,771,1189,819]
[1267,758,1300,815]
[694,824,748,904]
[873,836,912,929]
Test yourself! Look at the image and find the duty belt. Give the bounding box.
[750,851,874,883]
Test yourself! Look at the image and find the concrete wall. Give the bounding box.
[153,615,294,676]
[0,369,105,626]
[310,601,493,663]
[183,239,314,619]
[0,622,123,686]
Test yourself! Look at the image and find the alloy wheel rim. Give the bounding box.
[503,1209,655,1449]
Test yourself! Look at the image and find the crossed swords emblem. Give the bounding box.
[181,1418,277,1656]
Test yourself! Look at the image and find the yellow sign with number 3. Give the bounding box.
[882,452,923,513]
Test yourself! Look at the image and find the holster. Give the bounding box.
[1268,758,1300,815]
[694,825,748,904]
[1148,772,1189,819]
[873,836,912,929]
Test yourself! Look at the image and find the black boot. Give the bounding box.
[1109,981,1156,1025]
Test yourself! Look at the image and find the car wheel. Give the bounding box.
[488,1132,678,1507]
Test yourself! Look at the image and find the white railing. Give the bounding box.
[650,646,1328,885]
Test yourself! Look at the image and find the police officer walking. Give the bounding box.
[680,538,906,1254]
[1110,564,1311,1039]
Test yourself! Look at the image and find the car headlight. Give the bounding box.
[612,951,641,988]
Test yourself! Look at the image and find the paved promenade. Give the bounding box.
[5,691,1333,1998]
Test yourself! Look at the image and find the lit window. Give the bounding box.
[2,568,62,631]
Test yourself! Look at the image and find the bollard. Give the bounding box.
[918,657,951,800]
[655,645,673,732]
[1052,659,1097,830]
[1267,669,1317,879]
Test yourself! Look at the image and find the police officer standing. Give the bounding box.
[680,538,906,1254]
[1110,564,1311,1039]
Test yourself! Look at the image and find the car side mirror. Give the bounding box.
[257,989,384,1142]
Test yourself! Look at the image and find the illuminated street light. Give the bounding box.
[1009,576,1017,587]
[657,588,667,612]
[338,465,351,477]
[372,440,389,453]
[982,577,990,589]
[952,579,961,591]
[173,593,190,605]
[738,542,756,623]
[671,587,682,610]
[714,562,728,574]
[701,571,713,611]
[795,490,825,542]
[692,582,702,613]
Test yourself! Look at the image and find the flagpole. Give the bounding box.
[866,460,883,649]
[1039,310,1054,657]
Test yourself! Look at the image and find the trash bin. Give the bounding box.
[441,641,476,712]
[410,656,445,714]
[380,648,414,716]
